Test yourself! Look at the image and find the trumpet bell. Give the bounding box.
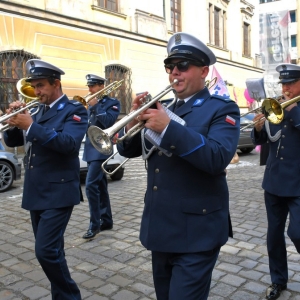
[88,126,113,155]
[261,98,284,124]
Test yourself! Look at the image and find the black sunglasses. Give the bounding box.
[164,61,204,74]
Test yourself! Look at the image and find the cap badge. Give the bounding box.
[30,61,35,67]
[282,65,287,70]
[30,69,35,73]
[174,33,182,45]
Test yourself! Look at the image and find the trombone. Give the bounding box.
[0,78,40,132]
[87,79,179,156]
[73,79,124,109]
[240,94,300,131]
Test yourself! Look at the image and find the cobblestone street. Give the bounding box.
[0,151,300,299]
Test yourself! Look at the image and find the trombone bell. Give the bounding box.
[17,78,38,103]
[88,126,113,155]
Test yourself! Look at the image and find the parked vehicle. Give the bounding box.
[238,113,256,154]
[79,136,126,181]
[0,151,22,192]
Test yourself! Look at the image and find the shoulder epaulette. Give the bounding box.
[211,95,234,102]
[69,100,82,105]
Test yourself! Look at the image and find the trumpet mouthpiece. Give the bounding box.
[284,92,290,96]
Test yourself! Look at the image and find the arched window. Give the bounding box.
[105,64,132,116]
[0,50,39,112]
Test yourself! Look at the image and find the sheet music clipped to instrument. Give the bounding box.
[144,106,186,156]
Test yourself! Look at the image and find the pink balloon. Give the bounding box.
[244,89,254,103]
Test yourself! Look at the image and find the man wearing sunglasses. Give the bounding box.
[117,32,240,300]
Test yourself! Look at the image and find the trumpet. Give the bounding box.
[87,79,178,155]
[240,93,300,131]
[0,78,40,132]
[73,80,124,108]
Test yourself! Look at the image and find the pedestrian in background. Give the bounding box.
[117,32,240,300]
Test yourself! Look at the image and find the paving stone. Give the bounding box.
[110,289,139,300]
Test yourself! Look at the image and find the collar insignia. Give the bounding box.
[192,99,204,107]
[57,103,65,110]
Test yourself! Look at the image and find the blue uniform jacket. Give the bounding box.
[4,96,88,210]
[117,87,240,253]
[83,96,120,162]
[251,103,300,196]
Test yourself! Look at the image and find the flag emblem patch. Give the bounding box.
[225,115,236,125]
[73,115,81,122]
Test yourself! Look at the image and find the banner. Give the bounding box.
[259,10,291,97]
[209,66,230,98]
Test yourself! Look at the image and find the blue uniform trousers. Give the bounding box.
[152,248,220,300]
[264,191,300,285]
[30,207,81,300]
[85,160,113,230]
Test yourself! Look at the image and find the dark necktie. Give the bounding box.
[174,100,184,112]
[43,105,50,115]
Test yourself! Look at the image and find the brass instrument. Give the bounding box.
[240,94,300,131]
[206,76,217,90]
[73,80,124,108]
[87,79,178,155]
[0,78,40,132]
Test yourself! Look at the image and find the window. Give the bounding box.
[290,11,296,23]
[98,0,118,12]
[243,22,251,57]
[105,64,132,115]
[259,0,280,3]
[209,4,226,48]
[170,0,181,32]
[0,50,39,112]
[291,35,297,47]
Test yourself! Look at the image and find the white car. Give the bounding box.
[79,136,126,181]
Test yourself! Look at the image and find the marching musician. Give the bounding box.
[117,32,240,299]
[4,59,87,299]
[82,74,120,239]
[252,63,300,300]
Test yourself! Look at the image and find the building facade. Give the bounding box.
[259,0,299,96]
[0,0,263,118]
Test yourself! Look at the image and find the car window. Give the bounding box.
[240,113,255,124]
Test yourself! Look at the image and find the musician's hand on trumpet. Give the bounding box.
[253,113,265,132]
[128,92,171,134]
[5,100,33,131]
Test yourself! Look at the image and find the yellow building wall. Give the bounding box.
[0,12,174,100]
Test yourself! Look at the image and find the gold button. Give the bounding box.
[282,135,285,138]
[203,209,207,214]
[280,157,283,160]
[290,119,293,121]
[155,169,159,173]
[284,125,287,128]
[170,145,176,149]
[32,154,35,157]
[61,179,64,182]
[281,146,284,149]
[158,151,163,156]
[33,138,37,141]
[153,186,158,191]
[30,166,33,169]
